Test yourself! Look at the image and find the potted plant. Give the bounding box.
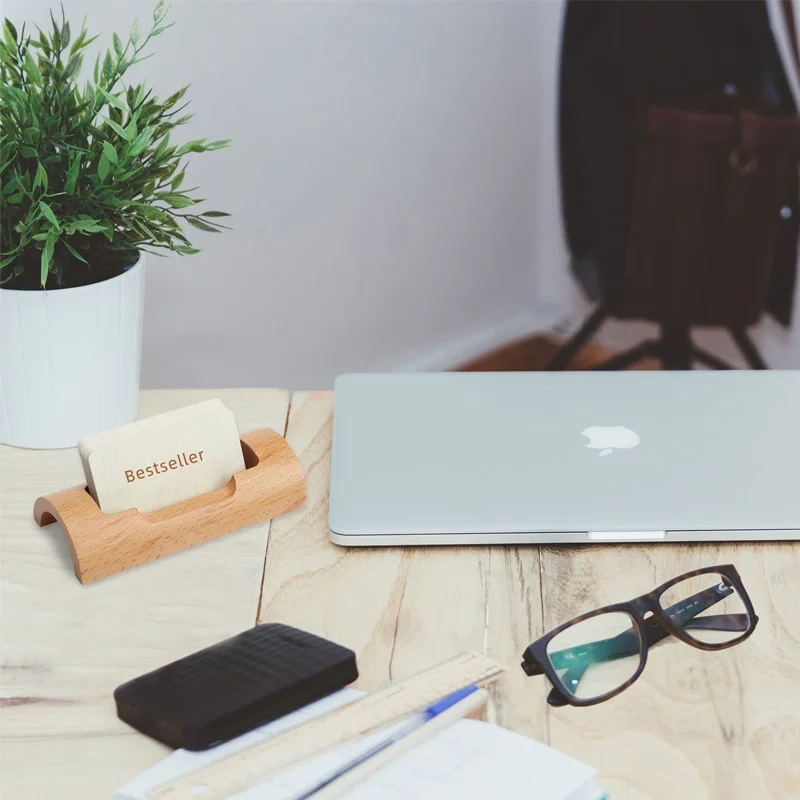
[0,2,230,448]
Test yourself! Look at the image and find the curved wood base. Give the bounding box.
[34,428,306,584]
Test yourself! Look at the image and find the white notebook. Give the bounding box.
[115,690,605,800]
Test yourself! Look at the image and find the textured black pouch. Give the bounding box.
[114,623,358,750]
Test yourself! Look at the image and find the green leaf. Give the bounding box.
[175,245,201,255]
[103,116,130,139]
[63,53,82,80]
[112,166,141,183]
[127,126,153,157]
[176,138,208,156]
[3,20,17,52]
[185,216,220,232]
[151,22,175,38]
[112,32,123,58]
[164,85,188,108]
[41,235,55,286]
[0,253,17,269]
[23,50,42,86]
[131,18,140,45]
[201,210,231,218]
[97,154,110,181]
[33,161,48,192]
[98,86,127,112]
[160,193,195,208]
[64,153,81,193]
[67,218,106,234]
[3,176,24,196]
[82,32,101,51]
[206,139,232,151]
[170,167,186,190]
[68,27,84,56]
[102,141,118,163]
[102,51,114,82]
[138,204,171,221]
[154,1,168,23]
[63,240,88,263]
[61,20,71,48]
[125,118,138,140]
[20,145,38,159]
[39,200,59,228]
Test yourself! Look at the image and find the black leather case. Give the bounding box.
[114,623,358,750]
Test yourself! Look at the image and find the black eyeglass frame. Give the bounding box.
[521,564,759,708]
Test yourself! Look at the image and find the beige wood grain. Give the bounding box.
[0,389,290,799]
[259,391,800,800]
[483,545,549,738]
[34,427,305,583]
[0,734,171,800]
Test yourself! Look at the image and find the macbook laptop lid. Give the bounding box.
[329,371,800,545]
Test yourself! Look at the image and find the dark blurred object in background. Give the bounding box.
[622,93,800,328]
[560,0,799,328]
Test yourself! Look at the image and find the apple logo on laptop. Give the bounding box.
[581,426,640,457]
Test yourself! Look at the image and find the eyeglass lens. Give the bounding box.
[545,611,643,701]
[658,571,751,646]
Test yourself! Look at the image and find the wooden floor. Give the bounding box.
[460,334,659,371]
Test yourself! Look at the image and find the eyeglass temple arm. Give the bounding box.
[642,583,749,647]
[527,583,748,704]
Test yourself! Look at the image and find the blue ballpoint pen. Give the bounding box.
[290,684,480,800]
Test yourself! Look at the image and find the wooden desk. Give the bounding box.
[2,390,798,799]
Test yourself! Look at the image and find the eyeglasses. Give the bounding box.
[521,565,758,707]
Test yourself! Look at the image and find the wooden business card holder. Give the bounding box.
[33,428,306,584]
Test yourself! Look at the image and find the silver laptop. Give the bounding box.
[329,371,800,545]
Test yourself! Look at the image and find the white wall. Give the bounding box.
[8,0,570,389]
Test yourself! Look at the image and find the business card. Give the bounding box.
[79,399,246,515]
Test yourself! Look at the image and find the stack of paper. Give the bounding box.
[115,690,605,800]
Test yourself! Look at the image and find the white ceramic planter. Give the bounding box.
[0,254,145,449]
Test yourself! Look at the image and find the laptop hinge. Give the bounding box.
[587,530,666,541]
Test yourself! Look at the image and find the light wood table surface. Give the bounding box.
[2,389,798,800]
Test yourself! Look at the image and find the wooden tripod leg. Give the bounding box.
[730,328,768,370]
[659,327,692,370]
[545,306,608,371]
